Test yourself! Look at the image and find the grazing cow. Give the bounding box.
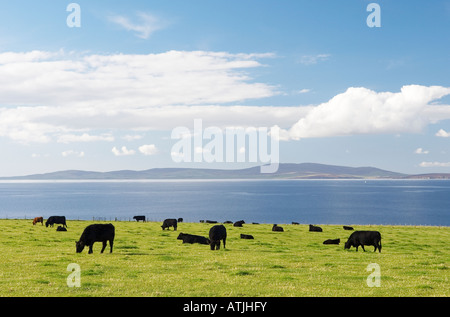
[344,231,382,253]
[292,222,299,225]
[45,216,67,228]
[223,221,233,224]
[33,217,43,226]
[76,224,115,254]
[240,234,254,239]
[309,224,323,232]
[133,215,146,222]
[56,226,67,232]
[161,218,178,231]
[233,220,245,227]
[178,218,183,223]
[343,226,354,231]
[323,238,340,245]
[209,225,227,250]
[177,233,210,245]
[272,224,284,232]
[206,220,218,223]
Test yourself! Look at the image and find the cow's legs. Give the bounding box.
[88,245,93,254]
[109,240,114,253]
[101,241,107,253]
[361,245,366,252]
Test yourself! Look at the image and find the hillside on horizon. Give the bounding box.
[1,163,450,180]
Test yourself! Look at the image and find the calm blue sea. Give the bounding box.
[0,179,448,226]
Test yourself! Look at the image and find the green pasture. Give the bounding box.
[0,219,448,297]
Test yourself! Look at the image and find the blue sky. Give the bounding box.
[0,0,449,176]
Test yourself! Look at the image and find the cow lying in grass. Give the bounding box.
[177,233,210,245]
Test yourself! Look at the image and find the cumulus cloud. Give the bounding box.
[62,150,85,158]
[415,148,429,154]
[57,133,114,144]
[287,85,450,140]
[0,50,280,143]
[1,50,450,146]
[436,129,450,137]
[112,146,136,156]
[420,162,450,167]
[139,144,158,156]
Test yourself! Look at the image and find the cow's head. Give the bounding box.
[75,240,85,253]
[344,240,352,250]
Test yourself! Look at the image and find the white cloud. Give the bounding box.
[0,50,280,143]
[298,54,330,65]
[436,129,450,137]
[122,134,144,141]
[109,12,167,39]
[287,85,450,140]
[57,133,114,144]
[0,51,450,146]
[295,89,311,94]
[112,146,136,156]
[415,148,429,154]
[420,161,450,167]
[62,150,85,158]
[139,144,158,156]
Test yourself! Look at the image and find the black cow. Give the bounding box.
[343,225,354,230]
[177,233,210,245]
[133,215,146,222]
[161,218,178,230]
[209,225,227,250]
[46,216,67,228]
[233,220,245,227]
[178,218,184,223]
[56,226,67,232]
[206,220,218,224]
[76,224,115,254]
[292,222,300,225]
[272,224,284,232]
[323,238,340,245]
[309,224,323,232]
[240,234,254,239]
[344,231,382,252]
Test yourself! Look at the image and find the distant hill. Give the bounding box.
[2,162,446,180]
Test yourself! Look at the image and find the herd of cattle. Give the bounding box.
[32,215,382,254]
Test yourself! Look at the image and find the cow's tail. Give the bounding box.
[378,236,382,252]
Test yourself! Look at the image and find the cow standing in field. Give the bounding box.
[209,225,227,250]
[133,215,146,222]
[76,224,115,254]
[161,218,178,231]
[33,217,43,226]
[46,216,67,228]
[344,231,382,253]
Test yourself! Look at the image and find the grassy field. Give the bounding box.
[0,219,448,297]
